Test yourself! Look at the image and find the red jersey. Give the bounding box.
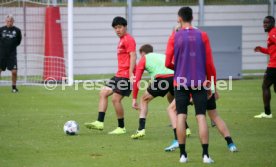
[116,33,136,78]
[260,27,276,68]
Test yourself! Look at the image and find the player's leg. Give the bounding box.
[208,110,229,136]
[164,98,179,151]
[167,98,176,130]
[166,79,178,132]
[196,115,214,163]
[7,53,18,93]
[207,95,237,151]
[254,69,273,118]
[138,91,153,126]
[164,97,192,151]
[167,96,191,135]
[166,91,174,103]
[209,110,230,136]
[108,92,127,134]
[84,86,113,130]
[262,77,272,115]
[0,51,6,79]
[109,77,131,134]
[111,93,125,119]
[131,77,170,139]
[139,90,154,118]
[11,69,18,92]
[0,56,3,78]
[131,90,154,139]
[274,82,276,93]
[166,91,191,133]
[98,87,113,113]
[165,77,191,151]
[84,77,114,130]
[207,93,237,152]
[192,89,214,163]
[177,114,188,163]
[208,109,238,152]
[272,69,276,93]
[175,87,189,163]
[166,76,191,134]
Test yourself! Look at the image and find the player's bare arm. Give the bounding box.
[129,51,136,83]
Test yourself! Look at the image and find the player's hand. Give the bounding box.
[205,82,213,99]
[174,24,181,32]
[254,46,261,52]
[129,73,135,84]
[132,99,140,110]
[207,89,213,99]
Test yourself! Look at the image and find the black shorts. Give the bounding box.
[175,86,207,115]
[0,50,17,71]
[106,76,131,97]
[147,76,174,97]
[264,68,276,84]
[207,94,216,110]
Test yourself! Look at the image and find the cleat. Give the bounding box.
[179,154,188,163]
[84,121,104,130]
[12,88,18,93]
[228,143,238,152]
[186,128,191,137]
[254,112,272,118]
[164,139,179,152]
[203,155,214,164]
[108,127,126,135]
[131,129,146,139]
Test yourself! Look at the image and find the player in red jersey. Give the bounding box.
[166,7,216,163]
[85,16,137,134]
[254,16,276,119]
[171,24,237,153]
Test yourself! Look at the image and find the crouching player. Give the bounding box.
[131,44,191,144]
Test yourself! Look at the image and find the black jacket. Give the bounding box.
[0,26,22,52]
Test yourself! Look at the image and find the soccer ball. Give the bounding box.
[63,120,79,135]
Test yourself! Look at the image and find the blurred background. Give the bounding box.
[0,0,274,84]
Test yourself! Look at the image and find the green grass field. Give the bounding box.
[0,79,276,167]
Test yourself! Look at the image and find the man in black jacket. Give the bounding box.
[0,15,22,92]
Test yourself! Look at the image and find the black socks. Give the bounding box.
[97,112,105,122]
[225,136,234,145]
[265,106,271,115]
[179,144,187,157]
[98,112,124,128]
[202,144,209,157]
[118,118,124,128]
[173,128,177,140]
[138,118,146,130]
[181,144,209,158]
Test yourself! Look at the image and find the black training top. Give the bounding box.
[0,26,22,52]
